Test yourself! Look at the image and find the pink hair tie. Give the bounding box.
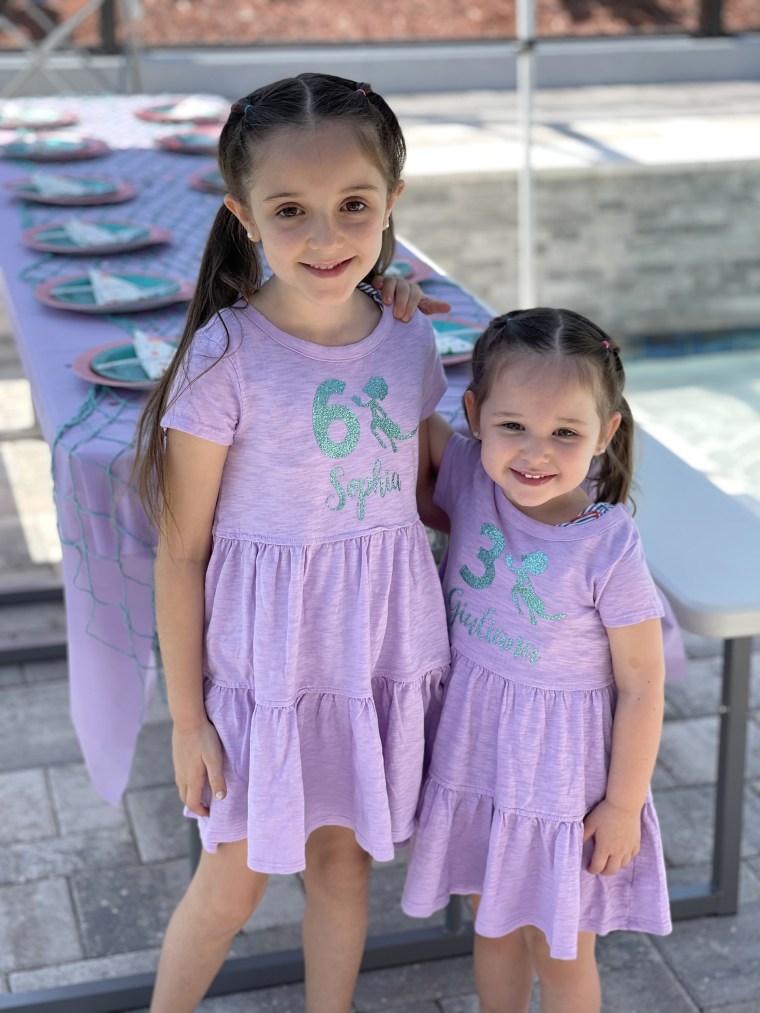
[356,87,367,96]
[602,340,610,349]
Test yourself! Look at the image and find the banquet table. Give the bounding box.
[0,93,757,1013]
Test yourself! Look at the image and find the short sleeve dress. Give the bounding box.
[401,433,672,959]
[161,298,451,874]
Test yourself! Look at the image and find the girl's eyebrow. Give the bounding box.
[492,410,589,426]
[261,183,382,203]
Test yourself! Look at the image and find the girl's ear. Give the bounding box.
[464,390,480,439]
[223,194,259,242]
[597,410,622,454]
[384,179,405,227]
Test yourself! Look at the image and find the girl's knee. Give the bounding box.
[188,843,269,936]
[304,827,371,899]
[525,928,597,985]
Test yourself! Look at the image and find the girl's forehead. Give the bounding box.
[251,121,388,187]
[487,355,601,412]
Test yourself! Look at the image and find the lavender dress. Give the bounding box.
[402,434,672,959]
[161,299,450,874]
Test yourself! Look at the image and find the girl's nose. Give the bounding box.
[308,215,340,250]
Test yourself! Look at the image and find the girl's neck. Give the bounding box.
[250,278,381,347]
[505,485,593,526]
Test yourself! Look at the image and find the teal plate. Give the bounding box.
[431,318,483,365]
[72,340,178,390]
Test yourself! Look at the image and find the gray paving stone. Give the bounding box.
[0,680,82,770]
[22,657,68,684]
[9,946,159,992]
[71,858,189,958]
[680,631,725,660]
[126,719,174,789]
[659,716,760,787]
[595,931,699,1012]
[352,955,475,1009]
[366,859,444,935]
[654,901,760,1008]
[664,654,724,718]
[197,986,306,1012]
[0,824,138,886]
[0,878,82,972]
[241,874,305,933]
[654,785,760,866]
[439,996,480,1013]
[0,768,56,843]
[229,922,304,957]
[48,762,128,835]
[125,785,188,863]
[0,664,23,687]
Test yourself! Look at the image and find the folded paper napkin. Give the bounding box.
[133,329,176,380]
[29,171,92,196]
[63,219,145,248]
[167,96,226,121]
[88,269,166,305]
[434,327,477,357]
[0,103,56,125]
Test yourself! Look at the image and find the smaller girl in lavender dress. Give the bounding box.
[403,308,672,1012]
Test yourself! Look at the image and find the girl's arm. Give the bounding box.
[583,617,665,875]
[372,274,451,322]
[155,428,229,817]
[417,412,455,532]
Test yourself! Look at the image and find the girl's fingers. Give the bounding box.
[183,782,210,818]
[418,296,452,316]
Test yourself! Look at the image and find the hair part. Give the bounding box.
[465,308,635,506]
[134,73,406,528]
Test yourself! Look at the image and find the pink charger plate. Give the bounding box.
[71,340,165,390]
[4,176,137,206]
[0,136,110,162]
[34,272,195,314]
[22,222,172,255]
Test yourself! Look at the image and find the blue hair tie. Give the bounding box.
[243,104,253,117]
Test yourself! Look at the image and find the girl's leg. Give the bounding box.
[302,825,373,1013]
[150,839,269,1013]
[524,928,601,1013]
[471,896,534,1013]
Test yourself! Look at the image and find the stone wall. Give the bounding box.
[394,159,760,350]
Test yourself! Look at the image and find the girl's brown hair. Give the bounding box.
[466,308,635,505]
[134,72,406,527]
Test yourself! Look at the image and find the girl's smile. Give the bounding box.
[466,356,621,524]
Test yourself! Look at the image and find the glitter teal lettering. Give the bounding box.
[460,522,505,590]
[313,379,361,459]
[326,458,401,520]
[446,587,540,664]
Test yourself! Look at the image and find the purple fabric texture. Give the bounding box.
[161,299,451,873]
[401,433,672,958]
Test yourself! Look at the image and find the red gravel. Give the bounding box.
[1,0,758,50]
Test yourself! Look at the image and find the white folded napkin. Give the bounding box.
[166,97,225,121]
[132,329,176,379]
[29,171,91,196]
[63,219,145,248]
[88,269,163,306]
[0,104,56,125]
[435,334,474,356]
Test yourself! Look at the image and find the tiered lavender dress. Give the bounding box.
[162,299,450,874]
[402,434,672,958]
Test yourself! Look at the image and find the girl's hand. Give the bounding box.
[172,719,227,817]
[583,798,641,876]
[372,273,451,322]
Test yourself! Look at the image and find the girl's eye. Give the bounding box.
[342,199,367,213]
[502,422,524,432]
[276,206,302,218]
[555,429,577,439]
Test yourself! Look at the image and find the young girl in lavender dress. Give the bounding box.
[134,73,453,1013]
[403,308,672,1012]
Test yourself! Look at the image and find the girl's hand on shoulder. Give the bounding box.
[172,719,227,817]
[372,273,451,322]
[583,798,641,876]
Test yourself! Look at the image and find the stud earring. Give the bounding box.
[246,232,254,241]
[472,430,480,438]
